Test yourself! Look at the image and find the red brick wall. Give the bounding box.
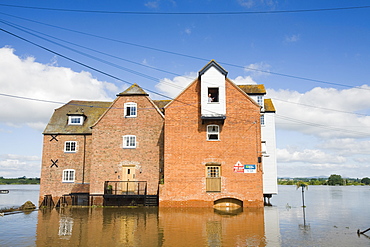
[39,134,92,205]
[160,79,263,207]
[89,95,164,195]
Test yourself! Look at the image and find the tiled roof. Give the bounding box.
[264,99,276,113]
[117,83,148,96]
[153,100,171,113]
[43,100,112,134]
[238,84,266,94]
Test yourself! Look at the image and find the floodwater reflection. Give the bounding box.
[36,207,269,246]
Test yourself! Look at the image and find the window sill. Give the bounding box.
[64,151,77,153]
[62,181,75,183]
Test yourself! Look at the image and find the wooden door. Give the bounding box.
[122,166,136,193]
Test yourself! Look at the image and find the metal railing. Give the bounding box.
[104,181,147,196]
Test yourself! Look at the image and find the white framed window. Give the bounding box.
[257,96,263,106]
[207,125,219,141]
[260,115,265,126]
[68,116,84,125]
[208,88,219,103]
[262,141,267,154]
[124,102,137,117]
[64,141,77,153]
[123,135,136,148]
[62,169,75,183]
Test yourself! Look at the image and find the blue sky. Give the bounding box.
[1,0,370,178]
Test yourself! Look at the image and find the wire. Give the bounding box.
[0,27,175,101]
[1,3,370,15]
[0,18,188,90]
[1,22,370,134]
[0,27,232,118]
[1,12,368,91]
[271,98,369,117]
[3,19,369,119]
[276,114,370,136]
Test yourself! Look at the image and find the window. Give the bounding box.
[262,141,267,154]
[124,102,137,117]
[208,88,219,103]
[64,141,77,153]
[207,166,220,178]
[68,116,84,125]
[257,96,263,106]
[206,165,221,192]
[260,115,265,126]
[123,135,136,148]
[62,169,75,183]
[207,125,219,141]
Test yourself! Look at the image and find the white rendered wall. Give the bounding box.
[200,66,226,117]
[262,112,278,194]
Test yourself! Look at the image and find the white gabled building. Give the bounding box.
[238,84,278,203]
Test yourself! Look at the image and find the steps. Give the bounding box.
[144,195,158,206]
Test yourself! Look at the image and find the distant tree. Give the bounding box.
[327,174,344,185]
[361,177,370,185]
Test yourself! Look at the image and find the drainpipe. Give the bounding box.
[82,134,86,184]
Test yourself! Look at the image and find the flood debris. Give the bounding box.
[357,227,370,235]
[0,201,36,216]
[19,201,36,211]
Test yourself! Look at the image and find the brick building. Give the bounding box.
[39,60,277,208]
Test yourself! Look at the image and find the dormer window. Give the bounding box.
[124,102,137,118]
[68,116,84,125]
[208,88,219,103]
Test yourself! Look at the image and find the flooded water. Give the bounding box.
[0,185,370,246]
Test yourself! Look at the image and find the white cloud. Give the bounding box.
[145,1,159,9]
[0,154,41,178]
[270,86,370,177]
[277,148,346,164]
[244,62,271,77]
[0,47,116,131]
[233,75,257,85]
[319,138,370,155]
[238,0,255,8]
[285,34,300,43]
[144,0,176,9]
[155,72,197,98]
[238,0,276,9]
[267,86,370,139]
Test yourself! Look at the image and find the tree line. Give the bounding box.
[0,176,40,185]
[278,174,370,186]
